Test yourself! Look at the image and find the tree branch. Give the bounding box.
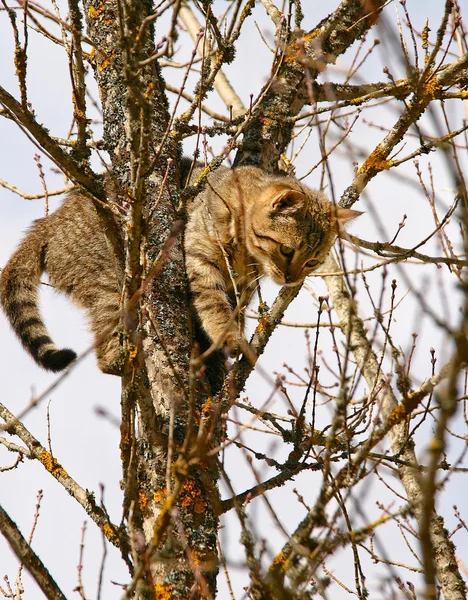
[0,504,67,600]
[235,0,390,170]
[321,252,465,599]
[0,402,130,566]
[0,85,103,199]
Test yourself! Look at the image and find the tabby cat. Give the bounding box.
[0,165,359,373]
[185,165,360,353]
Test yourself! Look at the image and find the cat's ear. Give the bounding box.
[332,206,363,225]
[268,187,306,215]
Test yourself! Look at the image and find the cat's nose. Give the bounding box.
[284,272,298,285]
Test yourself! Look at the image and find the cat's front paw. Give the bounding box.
[225,329,246,358]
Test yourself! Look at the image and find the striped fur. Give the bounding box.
[0,192,122,374]
[1,165,360,372]
[185,166,360,352]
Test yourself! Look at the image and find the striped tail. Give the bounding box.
[0,224,77,372]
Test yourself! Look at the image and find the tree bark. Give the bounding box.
[84,0,219,596]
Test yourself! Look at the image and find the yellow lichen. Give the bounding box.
[194,166,211,185]
[255,317,269,333]
[73,106,87,121]
[349,96,366,106]
[303,30,321,43]
[154,488,168,504]
[97,51,115,72]
[424,77,443,99]
[102,522,119,543]
[154,582,173,600]
[386,404,406,428]
[38,451,67,479]
[139,491,149,511]
[269,549,286,572]
[88,1,105,18]
[179,110,191,122]
[283,30,323,66]
[358,146,393,176]
[120,433,130,463]
[200,398,213,421]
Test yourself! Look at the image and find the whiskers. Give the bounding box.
[246,272,263,294]
[238,266,264,301]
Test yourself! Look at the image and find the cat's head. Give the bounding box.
[246,182,361,286]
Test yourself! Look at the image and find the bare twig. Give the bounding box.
[0,504,67,600]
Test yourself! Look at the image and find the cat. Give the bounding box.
[0,164,360,374]
[184,165,360,354]
[0,190,123,374]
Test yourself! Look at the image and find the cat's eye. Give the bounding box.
[280,244,294,257]
[306,258,320,268]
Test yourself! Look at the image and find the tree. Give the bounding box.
[1,0,468,598]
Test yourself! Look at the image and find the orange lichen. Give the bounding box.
[284,40,305,64]
[424,77,443,99]
[255,316,269,333]
[88,1,105,18]
[258,114,274,127]
[283,30,324,66]
[97,51,115,72]
[269,549,286,572]
[139,491,149,512]
[303,30,321,43]
[154,488,168,504]
[38,451,67,479]
[385,404,406,428]
[72,103,86,122]
[180,478,207,514]
[283,44,301,64]
[154,582,173,600]
[358,146,393,176]
[102,522,119,544]
[200,397,213,420]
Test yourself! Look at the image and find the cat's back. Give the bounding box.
[43,191,118,292]
[47,191,104,243]
[187,165,273,225]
